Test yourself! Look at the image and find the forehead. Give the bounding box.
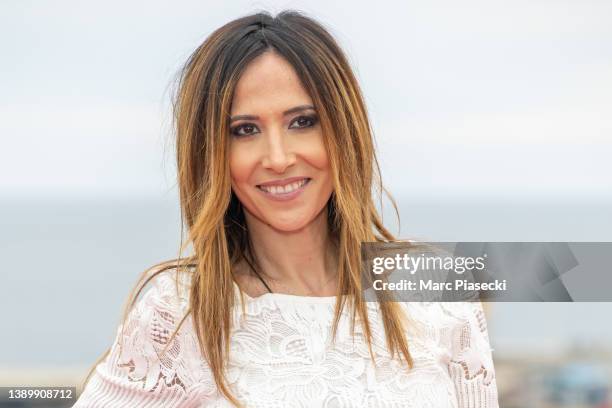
[230,51,313,115]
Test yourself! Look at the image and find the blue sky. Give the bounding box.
[1,0,611,200]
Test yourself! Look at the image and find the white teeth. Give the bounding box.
[259,178,308,194]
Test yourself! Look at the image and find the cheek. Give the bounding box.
[304,137,334,197]
[304,135,331,171]
[229,145,253,184]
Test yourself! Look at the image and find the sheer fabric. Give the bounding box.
[74,270,499,407]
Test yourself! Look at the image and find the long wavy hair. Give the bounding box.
[82,9,414,407]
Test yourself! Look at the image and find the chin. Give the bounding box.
[263,213,313,233]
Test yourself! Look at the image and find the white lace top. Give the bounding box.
[74,270,499,407]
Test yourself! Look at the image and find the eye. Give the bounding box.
[289,115,318,129]
[230,123,259,138]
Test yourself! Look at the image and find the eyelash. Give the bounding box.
[230,115,318,138]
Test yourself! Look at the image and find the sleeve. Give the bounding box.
[447,301,500,408]
[73,273,199,408]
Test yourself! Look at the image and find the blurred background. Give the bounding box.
[1,0,611,407]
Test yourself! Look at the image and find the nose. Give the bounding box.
[261,128,296,173]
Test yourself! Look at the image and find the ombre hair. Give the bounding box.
[82,10,413,407]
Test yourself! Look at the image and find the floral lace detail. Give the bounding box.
[115,278,186,392]
[75,270,499,407]
[74,270,217,407]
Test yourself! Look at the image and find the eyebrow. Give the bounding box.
[229,104,316,123]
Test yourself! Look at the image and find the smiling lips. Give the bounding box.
[257,177,311,195]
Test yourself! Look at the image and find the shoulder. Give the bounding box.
[74,266,215,407]
[439,301,492,345]
[398,301,499,407]
[116,267,192,347]
[109,267,198,386]
[150,267,193,312]
[441,301,496,384]
[401,300,495,371]
[411,301,492,351]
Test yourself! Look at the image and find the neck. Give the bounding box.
[243,205,338,296]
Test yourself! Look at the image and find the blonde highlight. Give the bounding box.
[81,10,414,407]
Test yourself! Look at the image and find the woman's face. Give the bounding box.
[229,50,334,232]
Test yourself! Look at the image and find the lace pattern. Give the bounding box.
[74,270,499,407]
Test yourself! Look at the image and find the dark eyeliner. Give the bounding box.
[291,114,318,128]
[230,123,258,137]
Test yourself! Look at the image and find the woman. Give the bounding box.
[74,10,499,408]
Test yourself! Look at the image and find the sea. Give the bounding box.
[1,194,611,375]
